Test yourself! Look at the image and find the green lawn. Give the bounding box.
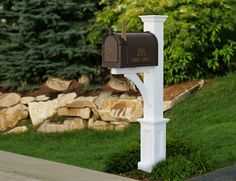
[1,73,236,172]
[166,73,236,169]
[0,126,139,171]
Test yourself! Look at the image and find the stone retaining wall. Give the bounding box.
[0,78,204,134]
[0,91,143,134]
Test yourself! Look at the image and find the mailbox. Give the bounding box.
[102,30,158,68]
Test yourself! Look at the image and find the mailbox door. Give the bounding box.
[102,36,121,68]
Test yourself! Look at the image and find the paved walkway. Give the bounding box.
[0,150,137,181]
[2,150,236,181]
[190,166,236,181]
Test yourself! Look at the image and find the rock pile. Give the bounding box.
[0,77,204,134]
[0,91,142,134]
[0,77,145,134]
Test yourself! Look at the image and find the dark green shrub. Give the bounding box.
[189,149,211,175]
[104,137,192,174]
[104,142,140,173]
[150,155,193,181]
[105,137,210,180]
[166,137,192,157]
[90,0,236,84]
[150,149,210,181]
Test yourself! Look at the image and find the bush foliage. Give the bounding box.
[150,151,210,181]
[1,0,236,90]
[90,0,236,84]
[104,142,140,173]
[104,137,210,180]
[0,0,103,91]
[106,138,191,172]
[150,155,193,181]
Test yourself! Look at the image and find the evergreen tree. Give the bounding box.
[0,0,101,91]
[0,0,21,87]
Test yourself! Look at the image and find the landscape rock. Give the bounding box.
[28,99,58,126]
[57,92,77,107]
[163,101,173,112]
[35,95,50,102]
[66,96,97,108]
[46,78,72,91]
[98,110,116,122]
[0,104,28,131]
[20,96,35,105]
[107,77,129,92]
[97,96,119,109]
[111,121,130,131]
[58,107,91,119]
[22,105,28,111]
[0,93,21,108]
[98,97,143,122]
[94,91,112,107]
[37,118,86,133]
[88,118,114,131]
[91,108,99,117]
[63,118,87,130]
[5,126,28,134]
[37,120,63,133]
[120,94,135,99]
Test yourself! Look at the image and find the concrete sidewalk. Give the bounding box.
[0,150,137,181]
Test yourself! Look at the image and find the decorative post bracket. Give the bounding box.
[111,67,150,107]
[111,15,169,173]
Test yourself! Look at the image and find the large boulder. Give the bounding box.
[20,96,35,105]
[111,121,130,131]
[5,126,28,134]
[107,77,129,92]
[66,96,97,108]
[58,107,91,119]
[0,93,21,108]
[57,92,77,107]
[88,118,114,131]
[94,91,112,107]
[37,118,86,133]
[97,110,116,122]
[0,104,28,132]
[96,96,119,121]
[97,96,119,109]
[28,93,78,127]
[35,95,50,102]
[98,96,143,122]
[45,78,72,91]
[28,99,58,126]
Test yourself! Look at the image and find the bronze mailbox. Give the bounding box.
[102,31,158,68]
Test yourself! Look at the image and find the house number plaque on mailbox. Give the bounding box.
[102,27,158,68]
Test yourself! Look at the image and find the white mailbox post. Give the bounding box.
[111,15,169,172]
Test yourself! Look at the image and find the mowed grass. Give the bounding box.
[0,125,139,171]
[1,73,236,172]
[166,73,236,169]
